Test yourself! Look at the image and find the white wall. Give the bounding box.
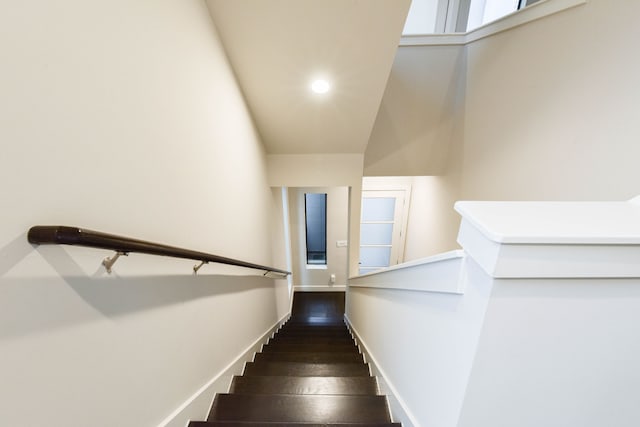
[270,187,294,317]
[348,197,640,427]
[0,1,286,426]
[288,187,349,289]
[349,260,640,427]
[453,199,640,427]
[346,258,493,427]
[458,276,640,427]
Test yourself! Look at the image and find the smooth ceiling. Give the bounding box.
[206,0,411,154]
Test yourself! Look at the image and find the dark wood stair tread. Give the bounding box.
[208,394,392,424]
[277,326,350,333]
[271,336,355,345]
[285,321,346,327]
[275,331,353,338]
[280,324,347,330]
[290,291,345,320]
[244,361,370,377]
[230,376,378,395]
[255,352,363,364]
[274,333,353,341]
[191,422,400,426]
[278,326,349,331]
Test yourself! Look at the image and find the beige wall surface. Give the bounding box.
[364,45,466,177]
[270,188,294,317]
[404,176,462,260]
[288,187,350,288]
[268,154,364,276]
[363,44,466,259]
[461,0,640,201]
[0,1,285,426]
[267,154,365,188]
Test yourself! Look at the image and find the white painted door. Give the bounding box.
[359,190,407,275]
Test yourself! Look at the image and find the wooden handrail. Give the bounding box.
[27,225,290,276]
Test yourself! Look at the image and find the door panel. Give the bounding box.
[361,197,396,221]
[360,223,394,245]
[359,190,406,275]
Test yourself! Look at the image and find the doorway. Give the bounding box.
[359,188,410,275]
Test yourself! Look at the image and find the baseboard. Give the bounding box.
[157,312,290,427]
[344,314,419,427]
[293,285,347,292]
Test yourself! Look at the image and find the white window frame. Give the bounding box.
[401,0,587,46]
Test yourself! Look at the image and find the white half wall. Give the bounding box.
[346,254,493,427]
[348,198,640,426]
[0,1,286,426]
[454,199,640,426]
[458,276,640,427]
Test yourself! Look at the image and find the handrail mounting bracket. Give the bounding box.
[103,251,128,274]
[193,260,208,275]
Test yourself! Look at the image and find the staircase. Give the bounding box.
[189,291,399,426]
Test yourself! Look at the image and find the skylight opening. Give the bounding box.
[401,0,546,35]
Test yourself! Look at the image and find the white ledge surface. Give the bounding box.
[350,250,464,279]
[349,250,465,294]
[455,200,640,245]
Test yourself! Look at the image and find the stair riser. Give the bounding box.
[270,338,355,346]
[281,324,347,329]
[286,320,345,324]
[244,362,370,377]
[209,394,392,423]
[191,423,401,427]
[275,332,352,338]
[254,352,363,364]
[262,344,359,353]
[230,376,379,395]
[274,335,352,341]
[281,323,347,328]
[278,329,349,335]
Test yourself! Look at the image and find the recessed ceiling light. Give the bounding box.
[311,79,330,94]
